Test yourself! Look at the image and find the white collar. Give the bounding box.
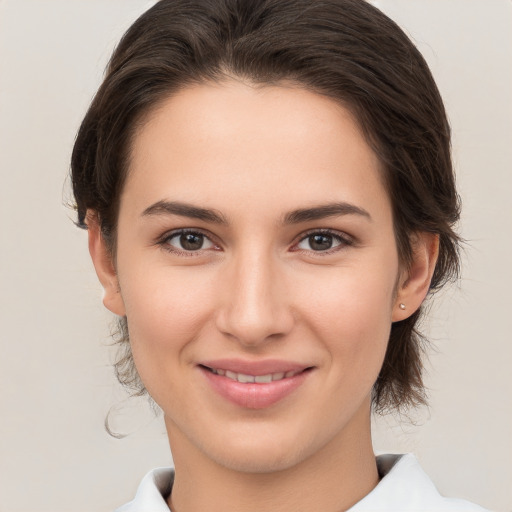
[114,466,173,512]
[114,454,487,512]
[348,453,487,511]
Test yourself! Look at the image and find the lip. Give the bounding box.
[198,359,313,409]
[199,358,308,376]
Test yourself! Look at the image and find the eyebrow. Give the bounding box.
[142,200,228,224]
[141,200,371,225]
[283,202,372,224]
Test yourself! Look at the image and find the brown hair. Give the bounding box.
[71,0,460,414]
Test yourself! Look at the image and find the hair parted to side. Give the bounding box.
[71,0,460,415]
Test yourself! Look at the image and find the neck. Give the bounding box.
[166,405,379,512]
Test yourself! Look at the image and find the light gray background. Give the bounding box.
[0,1,510,511]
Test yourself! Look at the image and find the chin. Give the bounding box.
[208,443,310,475]
[191,423,328,475]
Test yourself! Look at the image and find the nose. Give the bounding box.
[215,250,294,348]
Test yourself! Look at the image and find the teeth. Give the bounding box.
[237,373,255,383]
[210,368,300,383]
[255,374,272,383]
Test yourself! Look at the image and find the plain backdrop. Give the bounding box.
[0,1,511,511]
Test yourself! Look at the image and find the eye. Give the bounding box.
[162,230,216,253]
[295,230,351,252]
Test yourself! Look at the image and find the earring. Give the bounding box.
[399,303,406,310]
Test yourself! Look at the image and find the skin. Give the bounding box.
[88,80,438,512]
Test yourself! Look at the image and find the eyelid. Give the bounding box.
[157,228,221,255]
[291,228,354,254]
[155,227,354,256]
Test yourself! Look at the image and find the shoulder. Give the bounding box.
[114,467,174,512]
[349,453,490,512]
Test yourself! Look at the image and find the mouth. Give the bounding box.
[200,365,308,384]
[198,361,314,409]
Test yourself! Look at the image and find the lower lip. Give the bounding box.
[200,367,310,409]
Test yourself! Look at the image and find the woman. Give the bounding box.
[71,0,489,510]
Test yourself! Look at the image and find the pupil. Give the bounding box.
[181,233,203,250]
[310,234,332,251]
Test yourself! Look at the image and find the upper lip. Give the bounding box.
[199,358,312,376]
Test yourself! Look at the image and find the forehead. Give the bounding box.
[123,80,389,222]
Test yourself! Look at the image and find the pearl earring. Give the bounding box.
[399,303,406,310]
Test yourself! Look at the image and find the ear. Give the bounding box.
[392,232,439,322]
[86,211,126,316]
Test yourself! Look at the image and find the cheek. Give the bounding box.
[295,259,397,372]
[117,264,216,394]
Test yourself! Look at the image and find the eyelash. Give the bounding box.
[157,228,354,256]
[157,228,220,257]
[292,228,354,255]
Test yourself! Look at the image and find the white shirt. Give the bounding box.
[114,454,489,512]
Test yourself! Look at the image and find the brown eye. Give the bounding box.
[308,234,334,251]
[180,233,204,251]
[295,231,349,252]
[165,231,215,252]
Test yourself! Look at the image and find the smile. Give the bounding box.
[199,362,313,409]
[205,367,303,383]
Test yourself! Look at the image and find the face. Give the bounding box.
[91,80,427,474]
